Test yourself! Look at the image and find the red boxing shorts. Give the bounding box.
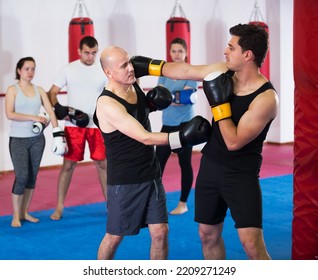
[64,126,106,162]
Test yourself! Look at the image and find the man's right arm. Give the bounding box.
[96,96,211,150]
[96,96,169,146]
[47,85,61,106]
[47,85,69,120]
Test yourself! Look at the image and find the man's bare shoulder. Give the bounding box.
[97,95,125,115]
[251,88,278,120]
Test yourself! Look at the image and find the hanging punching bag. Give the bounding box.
[293,0,318,260]
[68,0,94,62]
[166,1,191,63]
[249,3,270,79]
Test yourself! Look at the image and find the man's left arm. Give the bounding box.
[219,89,278,151]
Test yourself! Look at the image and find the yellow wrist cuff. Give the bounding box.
[149,60,165,76]
[211,103,232,122]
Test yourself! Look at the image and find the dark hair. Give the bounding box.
[15,57,35,80]
[79,36,98,50]
[170,37,188,51]
[170,37,188,62]
[229,23,268,68]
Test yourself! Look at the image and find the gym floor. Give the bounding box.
[0,143,293,217]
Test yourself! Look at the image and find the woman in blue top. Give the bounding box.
[156,38,197,215]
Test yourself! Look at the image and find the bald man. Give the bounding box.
[94,46,211,260]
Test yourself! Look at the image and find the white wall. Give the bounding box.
[0,0,294,172]
[266,0,294,143]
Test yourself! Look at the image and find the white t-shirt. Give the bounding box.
[53,59,107,128]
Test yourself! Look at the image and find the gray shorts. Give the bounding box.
[106,179,168,236]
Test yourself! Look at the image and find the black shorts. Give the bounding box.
[106,179,168,236]
[195,155,263,229]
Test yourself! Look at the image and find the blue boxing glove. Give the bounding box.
[172,88,198,104]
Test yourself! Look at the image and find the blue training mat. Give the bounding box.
[0,175,292,260]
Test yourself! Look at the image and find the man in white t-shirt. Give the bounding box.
[48,36,108,220]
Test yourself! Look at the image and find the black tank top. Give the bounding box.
[202,72,276,171]
[96,82,160,185]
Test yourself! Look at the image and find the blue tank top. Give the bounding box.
[202,73,276,171]
[97,82,161,185]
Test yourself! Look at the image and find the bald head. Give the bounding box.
[100,45,136,85]
[100,46,129,71]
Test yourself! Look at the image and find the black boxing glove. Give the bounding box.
[146,86,172,112]
[130,56,166,78]
[93,109,99,128]
[54,103,69,120]
[168,116,212,153]
[203,71,234,122]
[68,108,89,128]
